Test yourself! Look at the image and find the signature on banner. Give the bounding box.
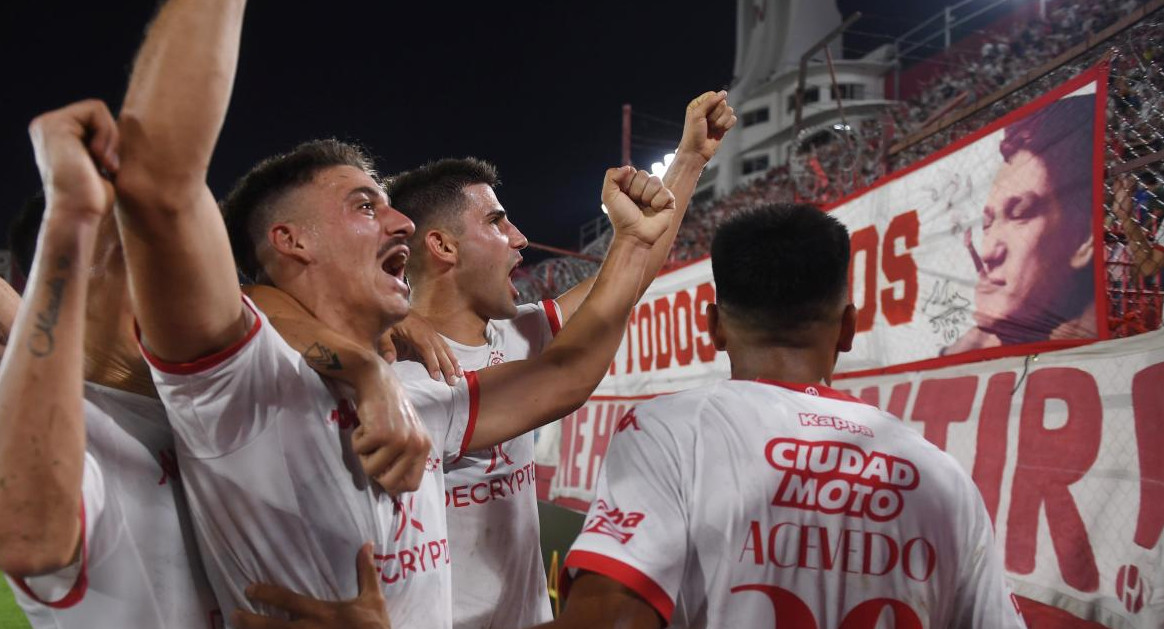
[921,279,972,343]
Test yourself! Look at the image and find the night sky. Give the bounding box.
[1,1,948,263]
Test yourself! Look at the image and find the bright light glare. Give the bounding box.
[606,152,675,214]
[650,152,675,180]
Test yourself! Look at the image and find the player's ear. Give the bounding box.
[707,302,727,351]
[1068,234,1093,271]
[836,303,857,353]
[268,222,312,265]
[425,229,458,267]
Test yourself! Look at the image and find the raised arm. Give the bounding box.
[556,90,736,320]
[465,167,674,450]
[0,100,120,576]
[114,0,250,362]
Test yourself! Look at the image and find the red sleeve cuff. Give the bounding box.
[450,370,480,463]
[563,550,674,622]
[542,299,562,337]
[138,296,262,375]
[13,502,88,609]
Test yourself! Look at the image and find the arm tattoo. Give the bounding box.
[29,256,71,357]
[304,342,343,371]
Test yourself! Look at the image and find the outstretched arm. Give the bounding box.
[531,573,663,629]
[465,167,674,450]
[556,90,736,320]
[0,100,120,576]
[114,0,250,363]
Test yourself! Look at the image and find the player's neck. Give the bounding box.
[282,276,383,350]
[84,309,157,399]
[727,344,836,387]
[409,279,489,346]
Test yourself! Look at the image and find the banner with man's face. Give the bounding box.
[831,63,1107,376]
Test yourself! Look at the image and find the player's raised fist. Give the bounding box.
[28,99,120,222]
[601,166,676,247]
[678,90,737,163]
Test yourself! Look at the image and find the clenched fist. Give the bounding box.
[601,166,676,247]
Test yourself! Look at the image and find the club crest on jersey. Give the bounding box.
[765,438,919,521]
[582,499,645,544]
[489,350,505,365]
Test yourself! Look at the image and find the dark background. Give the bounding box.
[0,1,952,264]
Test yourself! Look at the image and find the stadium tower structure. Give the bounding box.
[695,0,895,204]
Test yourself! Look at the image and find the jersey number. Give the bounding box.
[731,584,923,628]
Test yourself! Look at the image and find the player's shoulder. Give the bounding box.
[627,382,735,430]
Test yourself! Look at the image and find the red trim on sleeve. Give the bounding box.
[449,370,480,463]
[1154,243,1164,254]
[137,297,262,375]
[563,550,674,622]
[13,502,89,609]
[542,299,562,337]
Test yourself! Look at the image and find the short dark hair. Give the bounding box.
[385,157,499,237]
[711,203,850,346]
[999,94,1094,241]
[9,191,47,282]
[221,139,377,283]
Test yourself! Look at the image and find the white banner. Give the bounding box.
[545,328,1164,628]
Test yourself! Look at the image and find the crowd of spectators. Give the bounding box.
[518,0,1164,340]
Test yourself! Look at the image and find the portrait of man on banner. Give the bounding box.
[943,94,1098,354]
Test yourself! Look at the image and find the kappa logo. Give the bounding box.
[799,412,874,437]
[425,456,441,472]
[391,495,425,542]
[1116,564,1148,614]
[484,443,515,474]
[489,350,506,366]
[615,409,641,433]
[582,499,645,544]
[328,399,359,430]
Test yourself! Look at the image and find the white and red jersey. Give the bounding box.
[396,299,561,628]
[143,297,474,628]
[8,383,219,629]
[565,379,1027,629]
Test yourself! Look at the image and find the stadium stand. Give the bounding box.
[514,0,1164,340]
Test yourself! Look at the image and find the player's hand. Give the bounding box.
[676,90,737,164]
[350,360,431,494]
[28,99,120,222]
[382,314,462,385]
[234,543,391,629]
[602,166,676,247]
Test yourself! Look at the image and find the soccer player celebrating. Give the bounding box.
[379,90,734,629]
[0,99,218,627]
[546,204,1028,628]
[112,1,682,627]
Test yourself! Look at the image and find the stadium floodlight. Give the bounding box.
[650,152,676,179]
